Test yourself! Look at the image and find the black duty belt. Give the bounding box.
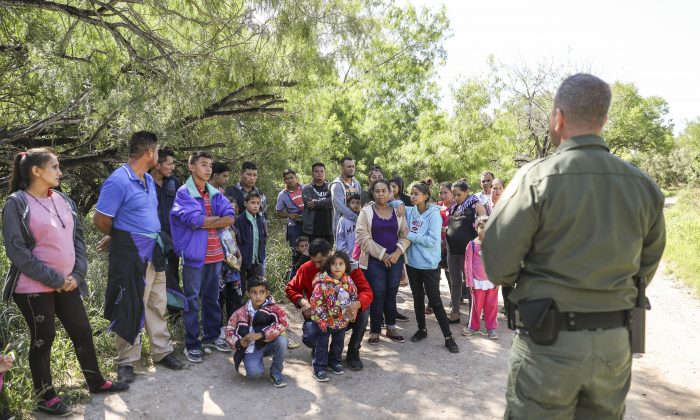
[516,309,629,332]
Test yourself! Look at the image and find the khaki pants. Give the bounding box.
[115,262,174,366]
[505,327,631,420]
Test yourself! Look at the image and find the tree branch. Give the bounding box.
[0,88,90,144]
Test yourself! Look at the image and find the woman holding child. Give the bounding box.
[355,179,410,345]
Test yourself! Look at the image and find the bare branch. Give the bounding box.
[0,88,90,144]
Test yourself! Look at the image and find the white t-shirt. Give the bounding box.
[476,191,491,206]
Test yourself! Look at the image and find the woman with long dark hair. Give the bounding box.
[445,179,486,323]
[2,149,128,415]
[355,179,410,345]
[404,179,459,353]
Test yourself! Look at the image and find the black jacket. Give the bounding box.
[235,212,268,269]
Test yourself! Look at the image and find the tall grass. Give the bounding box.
[0,213,290,418]
[663,189,700,292]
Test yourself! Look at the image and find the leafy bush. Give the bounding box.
[663,189,700,292]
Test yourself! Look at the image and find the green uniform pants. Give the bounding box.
[505,327,631,420]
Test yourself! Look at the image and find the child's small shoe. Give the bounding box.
[462,327,480,336]
[269,373,287,388]
[287,338,301,349]
[487,329,499,340]
[202,338,231,353]
[184,348,203,363]
[329,363,345,375]
[313,370,330,382]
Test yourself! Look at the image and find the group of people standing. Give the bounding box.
[0,73,669,420]
[279,160,509,378]
[1,131,503,413]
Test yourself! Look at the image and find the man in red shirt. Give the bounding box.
[285,239,372,371]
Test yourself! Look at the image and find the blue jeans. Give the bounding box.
[302,309,368,352]
[363,256,403,334]
[243,335,288,378]
[286,223,304,249]
[182,262,222,351]
[307,323,345,373]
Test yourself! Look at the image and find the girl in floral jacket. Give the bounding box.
[309,251,357,381]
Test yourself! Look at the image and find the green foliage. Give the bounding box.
[663,189,700,293]
[603,82,674,156]
[637,118,700,188]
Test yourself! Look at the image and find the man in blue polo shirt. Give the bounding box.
[275,168,305,249]
[94,131,184,383]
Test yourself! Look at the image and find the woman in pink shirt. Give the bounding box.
[2,149,128,416]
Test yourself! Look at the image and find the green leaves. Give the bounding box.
[604,82,674,156]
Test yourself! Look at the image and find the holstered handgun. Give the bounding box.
[630,276,650,354]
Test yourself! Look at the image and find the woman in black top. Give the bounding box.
[445,179,486,323]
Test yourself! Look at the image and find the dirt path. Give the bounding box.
[45,264,700,420]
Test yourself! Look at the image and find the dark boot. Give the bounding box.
[345,348,363,371]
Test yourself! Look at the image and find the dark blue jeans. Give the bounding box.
[286,223,304,249]
[308,323,345,373]
[302,309,369,352]
[183,262,222,351]
[364,256,403,334]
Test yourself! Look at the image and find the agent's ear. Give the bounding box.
[554,108,565,132]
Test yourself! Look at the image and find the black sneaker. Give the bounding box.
[117,365,135,383]
[90,380,129,394]
[329,363,345,375]
[445,337,460,353]
[313,370,330,382]
[37,397,71,416]
[395,312,410,322]
[410,329,428,342]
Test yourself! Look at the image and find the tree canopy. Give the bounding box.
[0,0,692,210]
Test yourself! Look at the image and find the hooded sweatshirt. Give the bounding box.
[329,176,361,232]
[404,204,443,270]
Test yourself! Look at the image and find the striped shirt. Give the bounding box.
[201,189,225,264]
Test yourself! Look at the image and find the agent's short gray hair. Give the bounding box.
[554,73,611,129]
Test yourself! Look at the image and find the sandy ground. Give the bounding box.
[41,263,700,420]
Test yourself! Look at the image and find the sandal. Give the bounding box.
[385,330,405,343]
[368,334,380,345]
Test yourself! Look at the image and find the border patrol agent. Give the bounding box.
[483,73,666,419]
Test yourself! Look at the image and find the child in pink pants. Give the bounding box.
[462,216,499,339]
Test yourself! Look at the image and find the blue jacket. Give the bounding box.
[235,211,267,269]
[405,204,442,270]
[170,177,235,268]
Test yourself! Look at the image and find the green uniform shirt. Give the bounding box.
[482,135,666,313]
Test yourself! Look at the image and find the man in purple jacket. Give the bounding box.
[170,152,235,363]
